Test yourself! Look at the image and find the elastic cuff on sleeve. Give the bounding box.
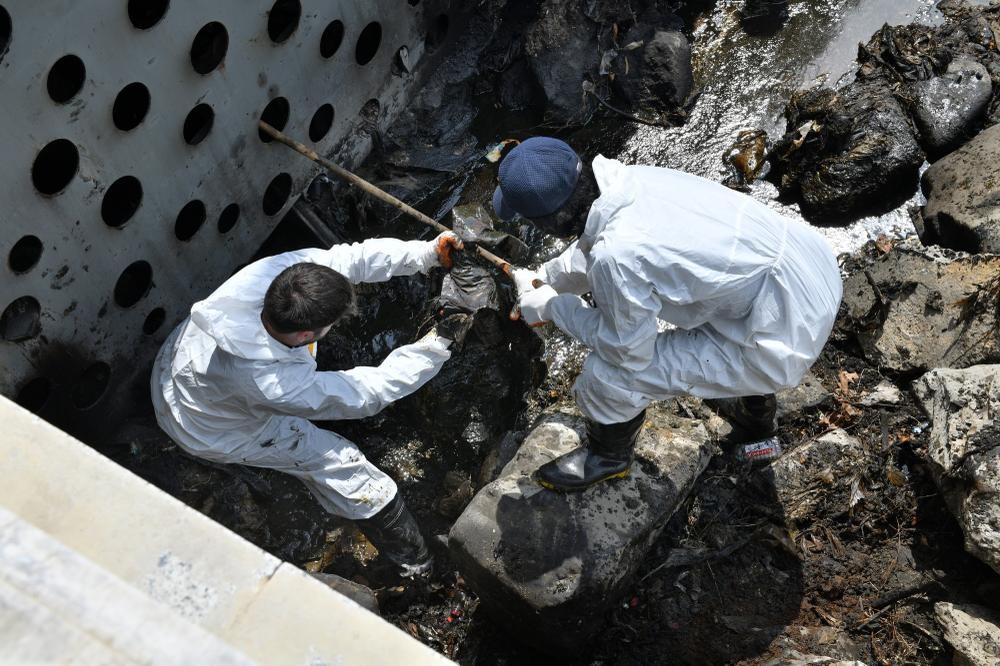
[421,240,440,271]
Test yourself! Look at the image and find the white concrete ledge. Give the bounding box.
[0,396,451,664]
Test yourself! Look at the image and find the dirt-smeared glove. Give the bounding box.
[435,312,474,350]
[418,311,474,352]
[433,231,464,270]
[518,285,557,327]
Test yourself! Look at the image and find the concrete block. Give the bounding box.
[449,403,714,654]
[0,396,451,664]
[0,505,251,665]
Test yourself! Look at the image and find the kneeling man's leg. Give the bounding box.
[235,418,431,575]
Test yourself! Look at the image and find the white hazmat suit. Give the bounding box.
[151,238,451,519]
[535,156,843,424]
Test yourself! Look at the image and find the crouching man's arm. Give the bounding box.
[284,233,461,285]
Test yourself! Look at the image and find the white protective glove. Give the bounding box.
[512,267,544,296]
[518,285,558,327]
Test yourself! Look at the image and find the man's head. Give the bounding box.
[492,137,589,238]
[262,263,356,347]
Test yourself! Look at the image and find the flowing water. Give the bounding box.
[617,0,986,255]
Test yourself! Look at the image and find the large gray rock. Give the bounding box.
[449,403,714,654]
[840,239,1000,374]
[920,122,1000,253]
[614,28,693,118]
[524,0,600,124]
[935,602,1000,666]
[911,58,992,160]
[913,365,1000,574]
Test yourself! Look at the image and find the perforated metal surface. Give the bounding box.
[0,0,456,437]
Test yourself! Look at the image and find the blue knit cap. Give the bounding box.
[492,137,582,221]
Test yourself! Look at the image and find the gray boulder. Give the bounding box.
[913,365,1000,574]
[613,29,693,118]
[449,403,714,654]
[776,370,832,421]
[935,602,1000,666]
[840,238,1000,374]
[524,0,600,124]
[911,58,992,159]
[920,122,1000,253]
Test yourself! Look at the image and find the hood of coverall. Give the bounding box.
[576,155,634,254]
[189,262,304,363]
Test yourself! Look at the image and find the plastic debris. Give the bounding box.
[485,139,519,163]
[737,436,783,462]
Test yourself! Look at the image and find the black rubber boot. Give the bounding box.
[536,410,646,492]
[354,495,432,578]
[715,394,778,441]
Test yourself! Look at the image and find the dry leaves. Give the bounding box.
[875,234,895,254]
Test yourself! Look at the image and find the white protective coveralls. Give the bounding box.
[151,238,451,519]
[539,156,843,424]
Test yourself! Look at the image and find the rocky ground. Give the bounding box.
[102,1,1000,664]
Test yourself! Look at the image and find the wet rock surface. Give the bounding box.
[935,602,1000,666]
[524,0,600,124]
[839,238,1000,375]
[612,26,693,122]
[448,403,714,654]
[913,365,1000,575]
[921,122,1000,253]
[911,58,992,159]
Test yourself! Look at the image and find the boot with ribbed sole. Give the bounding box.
[536,410,646,492]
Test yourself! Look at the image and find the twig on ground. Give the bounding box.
[640,534,753,582]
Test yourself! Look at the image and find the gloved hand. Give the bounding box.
[518,285,558,327]
[434,312,474,350]
[432,231,464,270]
[418,312,474,351]
[512,267,544,296]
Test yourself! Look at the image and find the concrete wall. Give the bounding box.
[0,394,452,664]
[0,0,457,439]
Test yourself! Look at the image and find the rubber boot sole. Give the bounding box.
[536,468,631,492]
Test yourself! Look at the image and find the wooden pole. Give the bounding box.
[258,121,512,274]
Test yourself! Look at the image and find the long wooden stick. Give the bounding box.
[258,121,512,274]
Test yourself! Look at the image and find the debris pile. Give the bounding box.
[768,1,1000,222]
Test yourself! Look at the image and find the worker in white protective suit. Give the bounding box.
[152,232,465,576]
[493,137,843,491]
